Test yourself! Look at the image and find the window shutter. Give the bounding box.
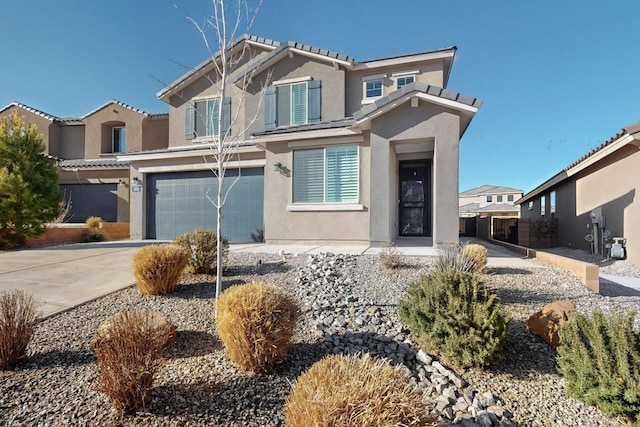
[185,103,195,140]
[308,80,321,123]
[264,86,277,130]
[277,85,291,127]
[325,145,358,203]
[221,97,231,136]
[293,149,324,203]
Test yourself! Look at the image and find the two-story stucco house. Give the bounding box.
[459,185,523,218]
[0,100,168,222]
[120,35,482,245]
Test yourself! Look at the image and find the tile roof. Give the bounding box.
[0,102,60,122]
[58,159,129,169]
[518,119,640,204]
[82,99,167,119]
[358,46,456,64]
[459,185,523,197]
[252,118,356,136]
[459,202,480,212]
[475,203,520,213]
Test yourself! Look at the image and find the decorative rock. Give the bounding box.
[416,349,433,365]
[525,300,576,348]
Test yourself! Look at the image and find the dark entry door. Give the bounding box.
[399,162,431,236]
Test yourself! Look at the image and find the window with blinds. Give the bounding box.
[293,145,358,203]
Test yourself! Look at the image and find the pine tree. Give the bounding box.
[0,110,61,249]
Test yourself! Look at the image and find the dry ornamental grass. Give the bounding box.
[216,281,300,372]
[0,290,38,370]
[132,244,189,295]
[284,353,439,427]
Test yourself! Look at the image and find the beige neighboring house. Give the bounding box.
[518,120,640,267]
[459,185,523,218]
[119,35,482,244]
[0,100,168,223]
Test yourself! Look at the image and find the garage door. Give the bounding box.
[59,183,118,223]
[147,168,264,243]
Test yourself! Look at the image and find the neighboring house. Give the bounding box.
[120,35,482,244]
[0,100,168,222]
[459,185,523,217]
[517,120,640,267]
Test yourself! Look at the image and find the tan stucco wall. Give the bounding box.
[345,60,446,116]
[262,136,370,244]
[83,103,146,158]
[57,125,85,159]
[0,106,56,154]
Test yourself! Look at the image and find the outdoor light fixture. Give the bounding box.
[118,179,126,187]
[132,176,141,184]
[273,162,282,172]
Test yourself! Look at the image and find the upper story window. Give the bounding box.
[396,75,415,89]
[507,194,514,202]
[365,80,383,98]
[293,145,359,203]
[497,195,503,203]
[112,127,126,153]
[265,77,321,130]
[486,195,493,203]
[185,97,231,140]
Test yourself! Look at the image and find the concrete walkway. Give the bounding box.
[0,238,636,319]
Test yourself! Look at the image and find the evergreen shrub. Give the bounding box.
[216,282,300,372]
[399,269,510,368]
[173,229,228,275]
[132,244,188,295]
[557,310,640,425]
[284,353,438,427]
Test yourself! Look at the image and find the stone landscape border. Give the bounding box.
[487,238,600,293]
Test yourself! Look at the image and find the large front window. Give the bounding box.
[112,127,126,153]
[293,145,358,203]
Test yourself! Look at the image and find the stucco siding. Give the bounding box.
[57,125,85,159]
[83,104,145,158]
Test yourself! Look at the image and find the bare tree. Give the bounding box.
[175,0,268,298]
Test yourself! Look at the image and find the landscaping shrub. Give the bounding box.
[216,282,300,372]
[132,244,189,295]
[84,230,105,242]
[0,290,38,370]
[399,269,510,368]
[557,310,640,425]
[431,242,478,274]
[284,353,438,427]
[461,243,488,274]
[378,241,402,270]
[85,216,102,229]
[173,229,228,275]
[93,309,172,414]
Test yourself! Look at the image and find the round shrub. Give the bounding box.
[173,229,229,275]
[284,353,438,427]
[216,282,300,372]
[461,243,488,273]
[399,269,510,368]
[85,216,102,229]
[0,290,38,370]
[132,244,189,295]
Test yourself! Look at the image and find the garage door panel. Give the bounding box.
[148,169,264,243]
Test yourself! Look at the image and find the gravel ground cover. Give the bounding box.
[1,249,639,426]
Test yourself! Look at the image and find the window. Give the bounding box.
[541,195,546,216]
[486,195,493,202]
[293,145,358,203]
[365,80,383,98]
[528,201,534,210]
[264,79,321,129]
[497,195,503,203]
[112,127,126,153]
[507,194,514,202]
[550,191,556,214]
[185,97,230,140]
[397,75,414,89]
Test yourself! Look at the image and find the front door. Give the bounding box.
[399,162,431,236]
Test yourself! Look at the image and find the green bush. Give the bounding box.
[399,269,510,368]
[216,282,300,372]
[133,244,189,295]
[557,310,640,425]
[0,290,38,370]
[84,230,105,242]
[173,229,228,275]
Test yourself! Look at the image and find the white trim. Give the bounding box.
[138,159,266,173]
[252,127,362,144]
[391,69,419,77]
[287,203,364,212]
[191,94,221,102]
[117,144,261,162]
[363,79,383,100]
[361,99,377,105]
[272,75,312,86]
[567,133,636,177]
[290,47,352,68]
[352,50,454,71]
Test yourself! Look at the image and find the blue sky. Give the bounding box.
[1,0,639,193]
